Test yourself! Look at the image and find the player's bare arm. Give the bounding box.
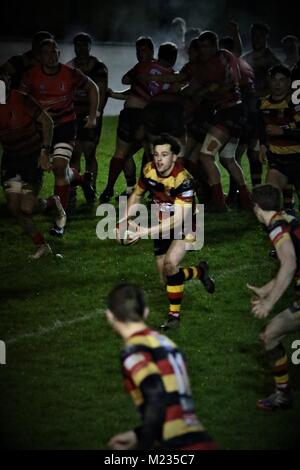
[36,110,54,171]
[83,78,99,127]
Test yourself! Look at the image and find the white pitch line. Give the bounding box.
[5,309,102,345]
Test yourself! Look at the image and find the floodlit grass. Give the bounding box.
[0,116,299,449]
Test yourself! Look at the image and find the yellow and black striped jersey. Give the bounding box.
[121,328,216,449]
[259,94,300,154]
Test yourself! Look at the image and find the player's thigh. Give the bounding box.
[164,239,187,272]
[263,308,300,350]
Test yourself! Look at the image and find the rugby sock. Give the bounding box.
[210,183,226,209]
[31,231,46,246]
[54,184,71,210]
[166,270,185,319]
[238,185,252,209]
[267,344,290,391]
[107,157,125,190]
[283,184,294,210]
[249,156,262,186]
[181,266,202,281]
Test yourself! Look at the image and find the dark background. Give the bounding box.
[0,0,299,46]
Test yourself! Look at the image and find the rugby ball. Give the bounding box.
[116,228,140,246]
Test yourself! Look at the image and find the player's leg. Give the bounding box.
[51,144,73,235]
[20,186,52,259]
[266,168,288,191]
[219,138,252,209]
[161,239,215,329]
[257,305,300,411]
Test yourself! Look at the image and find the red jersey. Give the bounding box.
[194,49,241,109]
[20,64,88,125]
[0,90,42,157]
[128,60,176,103]
[237,57,255,96]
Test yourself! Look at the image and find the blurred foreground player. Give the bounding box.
[248,184,300,410]
[0,76,65,258]
[106,282,217,450]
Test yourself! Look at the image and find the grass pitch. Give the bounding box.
[0,116,299,449]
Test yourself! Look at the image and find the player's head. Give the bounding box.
[136,36,154,62]
[39,39,60,69]
[73,32,92,58]
[281,35,299,57]
[198,31,219,61]
[184,27,201,50]
[158,42,178,67]
[31,31,54,54]
[269,65,291,98]
[188,38,201,62]
[219,36,235,53]
[152,134,181,177]
[252,184,281,222]
[251,22,270,51]
[170,17,186,43]
[106,283,149,331]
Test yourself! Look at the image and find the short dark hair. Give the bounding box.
[136,36,154,54]
[152,133,181,155]
[158,42,178,66]
[107,283,146,322]
[251,22,270,35]
[269,64,291,79]
[32,31,54,48]
[39,38,58,52]
[73,32,92,44]
[219,36,235,53]
[198,30,219,46]
[252,184,281,211]
[184,27,201,45]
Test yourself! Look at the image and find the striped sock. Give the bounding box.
[267,344,290,391]
[181,266,202,281]
[166,270,185,319]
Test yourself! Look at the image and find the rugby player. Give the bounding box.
[20,39,99,235]
[106,282,217,450]
[119,134,214,330]
[248,184,300,410]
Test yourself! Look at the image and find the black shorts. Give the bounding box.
[117,108,144,143]
[153,236,173,257]
[1,152,43,187]
[53,120,77,146]
[144,101,185,138]
[76,113,103,144]
[187,103,215,143]
[211,103,245,138]
[268,152,300,184]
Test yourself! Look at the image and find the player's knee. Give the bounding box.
[163,259,177,276]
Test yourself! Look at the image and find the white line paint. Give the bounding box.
[6,310,102,345]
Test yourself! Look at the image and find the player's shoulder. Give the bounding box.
[143,161,156,176]
[173,162,194,184]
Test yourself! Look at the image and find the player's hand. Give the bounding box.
[84,116,97,128]
[247,283,266,298]
[251,297,273,319]
[266,124,283,136]
[259,144,267,164]
[108,430,137,450]
[38,149,51,172]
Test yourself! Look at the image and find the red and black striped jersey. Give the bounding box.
[67,56,107,115]
[193,49,241,109]
[122,328,215,449]
[135,161,194,217]
[259,95,300,154]
[20,64,88,125]
[0,90,42,157]
[268,211,300,285]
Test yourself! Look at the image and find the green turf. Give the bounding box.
[0,116,299,449]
